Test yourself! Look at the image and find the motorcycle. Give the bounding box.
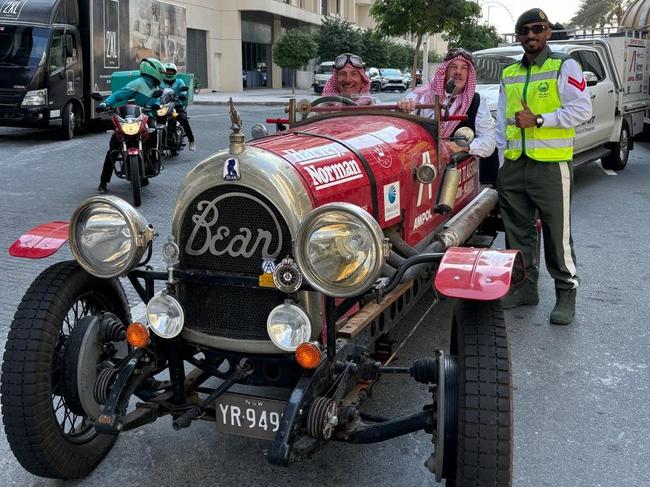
[156,86,190,157]
[92,91,163,207]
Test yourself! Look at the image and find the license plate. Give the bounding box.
[215,393,286,441]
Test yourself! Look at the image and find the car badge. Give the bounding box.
[262,259,276,274]
[223,157,241,180]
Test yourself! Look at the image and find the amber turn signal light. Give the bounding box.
[295,342,322,369]
[126,322,150,348]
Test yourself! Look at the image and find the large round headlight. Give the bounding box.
[295,203,387,297]
[267,302,311,352]
[147,291,184,338]
[69,196,153,278]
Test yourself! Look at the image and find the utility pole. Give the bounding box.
[422,35,430,85]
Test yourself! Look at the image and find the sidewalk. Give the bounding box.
[193,87,318,106]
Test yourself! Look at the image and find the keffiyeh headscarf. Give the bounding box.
[411,55,477,137]
[322,65,371,97]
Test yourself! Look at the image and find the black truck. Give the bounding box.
[0,0,187,139]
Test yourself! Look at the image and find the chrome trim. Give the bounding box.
[69,195,152,279]
[294,202,387,298]
[172,145,322,353]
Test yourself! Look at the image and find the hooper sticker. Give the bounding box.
[383,182,400,221]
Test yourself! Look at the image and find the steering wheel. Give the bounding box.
[310,96,358,107]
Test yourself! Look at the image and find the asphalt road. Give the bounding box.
[0,102,649,486]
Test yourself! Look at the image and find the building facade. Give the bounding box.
[173,0,445,91]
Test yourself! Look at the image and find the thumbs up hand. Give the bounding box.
[515,98,538,128]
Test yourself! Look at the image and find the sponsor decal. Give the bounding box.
[456,159,479,201]
[304,159,363,190]
[413,209,433,230]
[223,157,240,181]
[185,193,283,259]
[417,150,434,206]
[371,144,392,168]
[383,182,400,221]
[567,76,586,92]
[283,144,342,163]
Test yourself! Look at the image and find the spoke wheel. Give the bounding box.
[1,261,130,479]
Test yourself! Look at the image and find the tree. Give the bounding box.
[370,0,481,83]
[570,0,633,28]
[444,20,503,52]
[273,29,317,94]
[313,17,362,61]
[386,42,411,69]
[357,29,389,68]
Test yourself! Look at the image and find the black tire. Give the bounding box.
[60,102,76,140]
[602,123,629,171]
[129,154,142,207]
[1,261,130,479]
[447,300,512,487]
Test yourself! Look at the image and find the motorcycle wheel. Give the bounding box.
[0,261,130,479]
[129,154,142,207]
[444,300,513,486]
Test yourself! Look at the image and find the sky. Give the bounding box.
[481,0,583,34]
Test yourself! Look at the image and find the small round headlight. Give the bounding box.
[294,203,387,297]
[146,291,184,339]
[267,302,311,352]
[69,196,152,278]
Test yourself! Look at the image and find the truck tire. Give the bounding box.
[446,300,512,487]
[602,123,629,171]
[60,102,76,140]
[129,154,142,207]
[0,261,130,479]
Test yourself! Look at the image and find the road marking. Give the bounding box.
[190,113,224,119]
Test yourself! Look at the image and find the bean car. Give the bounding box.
[2,97,523,485]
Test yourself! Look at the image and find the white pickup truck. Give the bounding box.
[474,28,650,171]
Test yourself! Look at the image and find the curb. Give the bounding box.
[193,100,290,106]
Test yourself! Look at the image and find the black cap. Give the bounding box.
[516,8,550,30]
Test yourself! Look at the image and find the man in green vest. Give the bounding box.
[496,8,592,325]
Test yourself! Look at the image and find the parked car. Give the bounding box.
[378,68,406,91]
[367,67,381,92]
[312,61,334,94]
[475,27,650,171]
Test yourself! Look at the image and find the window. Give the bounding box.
[49,31,64,72]
[578,51,605,81]
[65,33,77,65]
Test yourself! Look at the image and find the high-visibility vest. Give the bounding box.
[502,54,575,162]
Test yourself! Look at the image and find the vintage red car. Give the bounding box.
[2,96,522,485]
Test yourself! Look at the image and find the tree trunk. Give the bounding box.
[412,34,423,90]
[292,70,296,95]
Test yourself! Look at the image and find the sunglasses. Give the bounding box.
[335,53,365,69]
[516,24,548,35]
[444,48,473,63]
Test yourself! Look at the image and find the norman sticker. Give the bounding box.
[304,159,363,189]
[384,182,400,221]
[223,158,240,181]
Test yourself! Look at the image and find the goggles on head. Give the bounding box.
[444,48,474,64]
[516,24,548,35]
[335,53,365,69]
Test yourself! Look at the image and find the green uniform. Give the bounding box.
[497,47,582,291]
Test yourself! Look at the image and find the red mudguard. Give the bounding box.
[8,221,70,259]
[434,247,524,301]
